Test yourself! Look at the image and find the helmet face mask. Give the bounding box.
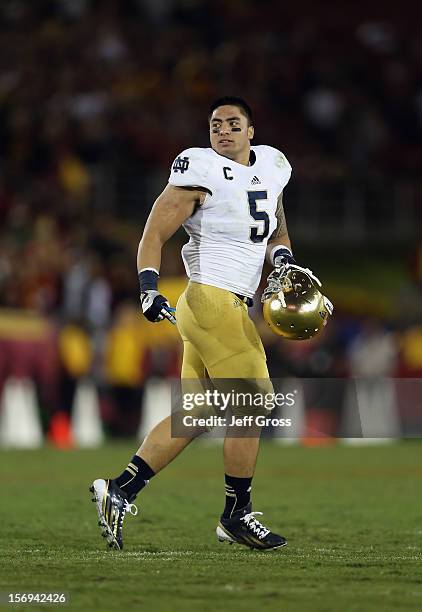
[262,267,331,340]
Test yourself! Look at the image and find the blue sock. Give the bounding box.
[223,474,252,518]
[113,455,155,501]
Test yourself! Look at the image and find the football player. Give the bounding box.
[91,96,308,550]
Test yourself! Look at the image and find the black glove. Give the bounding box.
[272,246,296,268]
[138,269,176,324]
[140,290,176,324]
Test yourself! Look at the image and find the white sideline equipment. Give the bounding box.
[71,378,104,448]
[0,377,43,448]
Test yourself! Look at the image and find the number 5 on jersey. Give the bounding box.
[248,190,269,243]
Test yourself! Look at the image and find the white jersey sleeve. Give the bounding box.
[168,148,214,195]
[261,145,292,192]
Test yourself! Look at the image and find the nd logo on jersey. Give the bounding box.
[173,156,190,173]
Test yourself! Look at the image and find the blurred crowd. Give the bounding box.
[0,0,421,433]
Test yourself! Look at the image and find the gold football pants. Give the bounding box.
[176,281,269,379]
[175,282,272,425]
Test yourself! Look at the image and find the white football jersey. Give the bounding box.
[168,145,292,298]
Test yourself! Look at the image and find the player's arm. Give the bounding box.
[137,184,206,324]
[265,191,295,267]
[262,192,332,315]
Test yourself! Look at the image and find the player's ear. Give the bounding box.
[248,125,254,140]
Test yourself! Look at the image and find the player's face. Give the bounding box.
[209,105,254,161]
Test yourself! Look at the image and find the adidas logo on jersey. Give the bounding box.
[251,176,261,185]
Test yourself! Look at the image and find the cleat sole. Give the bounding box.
[216,525,236,544]
[90,479,121,551]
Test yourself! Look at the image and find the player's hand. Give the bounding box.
[140,290,176,324]
[261,262,324,303]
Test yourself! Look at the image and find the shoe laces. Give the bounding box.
[240,511,270,539]
[116,498,138,524]
[124,500,138,517]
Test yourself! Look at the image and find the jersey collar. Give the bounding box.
[210,147,257,168]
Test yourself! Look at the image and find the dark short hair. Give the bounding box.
[208,96,253,125]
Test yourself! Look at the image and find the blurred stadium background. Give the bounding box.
[0,0,422,448]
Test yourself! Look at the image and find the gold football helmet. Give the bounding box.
[262,265,333,340]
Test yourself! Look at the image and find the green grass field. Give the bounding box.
[1,441,421,611]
